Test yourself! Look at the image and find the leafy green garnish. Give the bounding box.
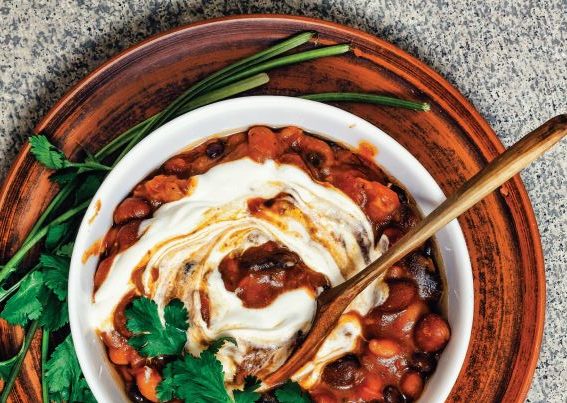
[126,297,189,356]
[208,336,237,354]
[0,271,44,325]
[29,135,111,173]
[233,376,261,403]
[0,254,70,330]
[157,349,228,402]
[275,380,312,403]
[45,222,71,250]
[45,335,96,402]
[156,338,260,403]
[40,253,70,301]
[29,135,69,171]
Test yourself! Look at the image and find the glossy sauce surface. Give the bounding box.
[95,126,450,403]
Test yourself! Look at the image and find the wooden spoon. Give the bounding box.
[264,114,567,387]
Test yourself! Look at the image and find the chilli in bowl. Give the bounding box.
[91,125,451,402]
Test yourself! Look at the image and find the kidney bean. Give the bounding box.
[248,126,281,162]
[322,355,364,389]
[135,366,161,402]
[414,313,451,352]
[109,347,130,365]
[116,221,141,251]
[379,280,417,313]
[400,371,424,399]
[114,197,151,225]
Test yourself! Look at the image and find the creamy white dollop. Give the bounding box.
[92,158,389,387]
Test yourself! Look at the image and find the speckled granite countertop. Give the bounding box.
[1,0,565,401]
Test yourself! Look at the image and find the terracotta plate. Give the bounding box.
[0,15,544,402]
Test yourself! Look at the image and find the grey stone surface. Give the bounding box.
[0,0,565,401]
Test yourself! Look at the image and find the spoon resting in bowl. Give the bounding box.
[264,114,567,387]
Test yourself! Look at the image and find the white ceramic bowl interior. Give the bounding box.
[69,96,473,403]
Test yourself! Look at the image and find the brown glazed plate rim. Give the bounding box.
[1,14,544,402]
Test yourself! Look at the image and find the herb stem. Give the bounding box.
[0,264,40,304]
[300,92,431,111]
[95,116,159,161]
[0,199,90,284]
[179,73,270,113]
[209,44,351,90]
[0,320,39,403]
[41,330,50,403]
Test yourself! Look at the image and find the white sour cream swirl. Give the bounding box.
[92,158,389,388]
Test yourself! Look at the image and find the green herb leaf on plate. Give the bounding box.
[126,297,189,356]
[275,380,312,403]
[234,376,261,403]
[207,336,237,354]
[45,335,94,402]
[157,350,230,403]
[0,271,45,326]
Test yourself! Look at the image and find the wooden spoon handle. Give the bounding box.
[337,114,567,299]
[264,114,567,387]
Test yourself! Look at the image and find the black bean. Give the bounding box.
[128,384,150,403]
[389,184,408,204]
[409,352,437,375]
[384,385,406,403]
[306,152,323,167]
[206,141,225,159]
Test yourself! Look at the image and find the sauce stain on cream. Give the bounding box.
[91,158,390,388]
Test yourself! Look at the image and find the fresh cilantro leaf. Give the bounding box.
[45,222,72,250]
[275,380,312,403]
[75,174,102,203]
[234,376,261,403]
[45,335,93,402]
[55,242,75,257]
[39,290,68,331]
[50,168,77,185]
[72,377,97,403]
[0,271,45,326]
[126,297,189,356]
[29,135,110,175]
[156,350,230,403]
[40,253,70,301]
[29,135,70,170]
[208,336,237,354]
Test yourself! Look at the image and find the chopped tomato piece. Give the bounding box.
[133,175,190,203]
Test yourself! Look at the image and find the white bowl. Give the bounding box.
[69,96,473,403]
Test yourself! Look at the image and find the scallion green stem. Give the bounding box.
[179,73,270,113]
[0,264,40,303]
[0,320,39,403]
[41,330,50,403]
[210,44,351,90]
[300,92,431,111]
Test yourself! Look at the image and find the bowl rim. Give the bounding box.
[69,95,473,403]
